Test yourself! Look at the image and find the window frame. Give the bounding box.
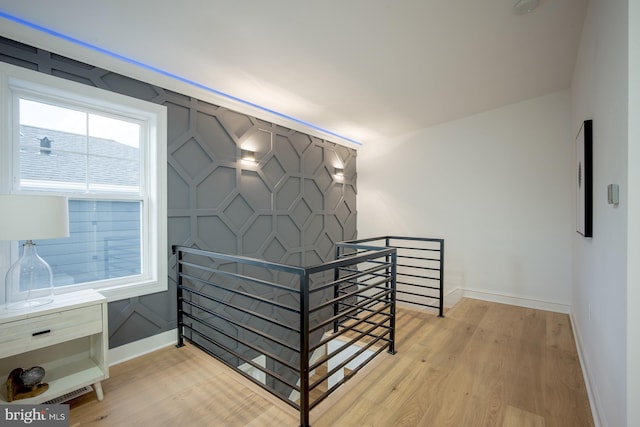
[0,62,167,303]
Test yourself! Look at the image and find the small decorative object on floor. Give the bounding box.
[5,367,49,402]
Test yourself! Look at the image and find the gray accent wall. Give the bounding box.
[0,36,357,349]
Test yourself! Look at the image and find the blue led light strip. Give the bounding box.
[0,11,362,146]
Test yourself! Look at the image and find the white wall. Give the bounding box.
[628,1,640,426]
[358,90,573,309]
[571,0,629,426]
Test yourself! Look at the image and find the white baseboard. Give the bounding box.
[108,328,178,366]
[569,312,605,427]
[444,288,464,308]
[446,287,570,314]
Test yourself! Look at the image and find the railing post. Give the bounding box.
[439,239,445,318]
[384,237,392,314]
[333,244,340,334]
[299,272,311,427]
[174,246,185,348]
[388,250,397,355]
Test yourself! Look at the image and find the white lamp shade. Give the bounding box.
[0,195,69,241]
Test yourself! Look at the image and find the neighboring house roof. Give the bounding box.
[20,125,140,190]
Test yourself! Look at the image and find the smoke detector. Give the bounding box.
[513,0,539,14]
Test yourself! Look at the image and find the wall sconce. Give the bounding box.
[334,168,344,179]
[241,149,256,163]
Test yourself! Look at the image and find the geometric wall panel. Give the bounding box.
[275,177,301,210]
[198,216,237,253]
[197,166,236,209]
[173,137,213,179]
[0,35,358,349]
[223,194,255,230]
[239,170,271,210]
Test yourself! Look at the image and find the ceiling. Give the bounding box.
[0,0,588,145]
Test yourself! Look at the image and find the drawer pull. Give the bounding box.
[32,329,51,337]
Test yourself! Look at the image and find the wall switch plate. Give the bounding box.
[607,184,619,206]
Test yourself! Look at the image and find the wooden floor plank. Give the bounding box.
[69,298,593,427]
[502,405,546,427]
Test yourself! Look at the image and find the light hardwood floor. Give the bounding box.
[68,298,593,426]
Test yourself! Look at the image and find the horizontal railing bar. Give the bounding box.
[337,237,388,245]
[326,326,392,358]
[388,245,441,252]
[304,247,397,275]
[179,286,300,332]
[339,236,443,245]
[335,269,384,282]
[180,273,299,313]
[396,277,440,290]
[397,254,441,262]
[341,268,441,283]
[309,339,390,410]
[178,259,302,294]
[397,271,442,281]
[335,323,393,344]
[396,299,440,309]
[310,275,391,313]
[310,328,391,390]
[339,258,387,267]
[311,308,392,362]
[336,310,392,329]
[340,267,439,284]
[174,245,305,274]
[309,289,392,333]
[313,304,392,353]
[309,262,392,294]
[182,312,299,369]
[311,306,391,350]
[334,300,391,328]
[335,299,392,323]
[181,300,299,353]
[185,326,299,391]
[311,285,389,317]
[396,289,440,299]
[338,308,390,324]
[334,329,393,348]
[336,316,388,333]
[336,306,392,330]
[396,263,442,272]
[310,296,390,336]
[182,330,300,394]
[336,293,389,311]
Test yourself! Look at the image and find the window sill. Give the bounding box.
[53,278,168,302]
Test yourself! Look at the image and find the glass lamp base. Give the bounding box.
[4,241,55,310]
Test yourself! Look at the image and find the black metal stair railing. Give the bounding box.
[173,243,398,427]
[338,236,445,317]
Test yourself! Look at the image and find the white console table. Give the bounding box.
[0,289,109,404]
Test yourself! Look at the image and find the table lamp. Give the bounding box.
[0,195,69,309]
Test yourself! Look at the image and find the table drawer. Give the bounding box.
[0,305,103,358]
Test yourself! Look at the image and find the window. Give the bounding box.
[0,62,167,302]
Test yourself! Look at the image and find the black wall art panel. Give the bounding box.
[0,36,357,349]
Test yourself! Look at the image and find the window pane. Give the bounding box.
[87,134,140,192]
[88,155,140,192]
[18,98,141,194]
[19,98,86,135]
[89,114,140,150]
[27,199,142,287]
[19,139,88,191]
